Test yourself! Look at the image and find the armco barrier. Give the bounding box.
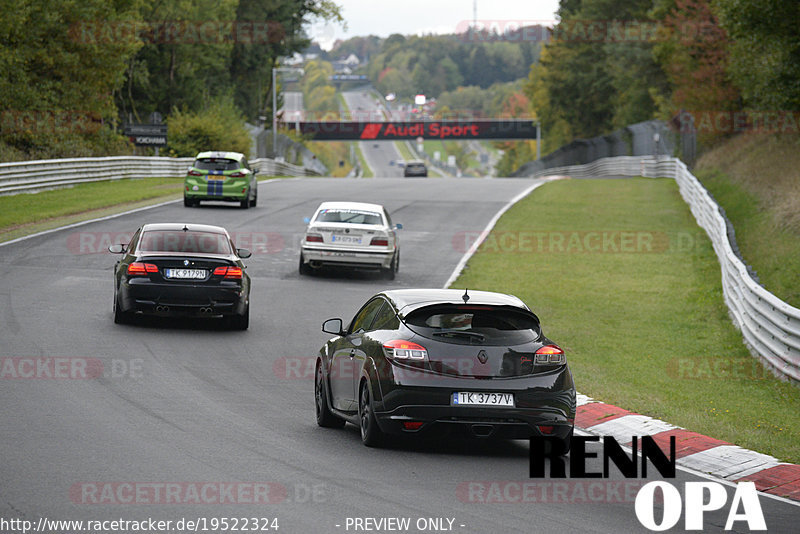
[521,155,800,384]
[0,156,320,195]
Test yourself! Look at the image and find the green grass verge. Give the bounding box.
[0,177,182,241]
[394,140,414,161]
[355,144,373,178]
[451,178,800,463]
[695,168,800,306]
[0,175,286,243]
[695,134,800,307]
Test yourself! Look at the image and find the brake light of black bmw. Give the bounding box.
[127,262,158,275]
[213,266,243,279]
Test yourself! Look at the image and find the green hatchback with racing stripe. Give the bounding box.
[184,151,259,209]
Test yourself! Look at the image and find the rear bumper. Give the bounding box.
[371,366,575,439]
[301,246,394,269]
[375,405,573,440]
[184,178,250,201]
[118,279,248,316]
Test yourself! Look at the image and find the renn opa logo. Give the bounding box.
[530,435,766,531]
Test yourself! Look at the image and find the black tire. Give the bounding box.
[229,304,249,330]
[315,362,346,428]
[184,196,192,207]
[113,294,133,325]
[240,197,249,209]
[382,252,398,280]
[549,427,573,456]
[299,254,312,276]
[359,381,384,447]
[250,190,257,207]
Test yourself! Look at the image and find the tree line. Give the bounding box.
[529,0,800,155]
[358,33,541,100]
[0,0,342,161]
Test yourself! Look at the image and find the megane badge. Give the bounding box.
[477,350,488,364]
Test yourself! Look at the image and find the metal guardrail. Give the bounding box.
[523,155,800,384]
[0,156,320,195]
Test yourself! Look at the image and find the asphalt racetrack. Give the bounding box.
[1,177,798,533]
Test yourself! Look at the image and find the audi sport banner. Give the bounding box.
[293,120,538,140]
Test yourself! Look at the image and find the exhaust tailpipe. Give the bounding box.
[471,424,495,438]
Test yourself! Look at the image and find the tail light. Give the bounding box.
[305,234,323,243]
[188,169,202,176]
[229,171,245,178]
[128,262,158,275]
[213,266,243,279]
[383,340,427,360]
[370,237,389,246]
[535,345,565,365]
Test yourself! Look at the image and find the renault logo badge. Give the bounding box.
[477,350,488,364]
[183,260,190,266]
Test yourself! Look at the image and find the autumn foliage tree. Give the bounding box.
[653,0,740,119]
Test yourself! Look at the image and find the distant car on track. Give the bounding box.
[108,223,251,329]
[184,151,258,209]
[299,201,401,279]
[403,160,428,177]
[314,289,576,448]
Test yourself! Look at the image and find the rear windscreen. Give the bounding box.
[314,208,383,225]
[407,163,426,170]
[193,158,240,171]
[404,305,541,345]
[138,231,232,254]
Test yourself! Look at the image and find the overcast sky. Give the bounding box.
[309,0,560,49]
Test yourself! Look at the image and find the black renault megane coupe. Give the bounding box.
[108,223,251,329]
[314,289,576,449]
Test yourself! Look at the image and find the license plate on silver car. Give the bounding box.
[331,234,362,244]
[452,392,514,407]
[164,268,206,279]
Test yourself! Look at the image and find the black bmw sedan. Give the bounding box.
[108,223,251,329]
[315,289,576,449]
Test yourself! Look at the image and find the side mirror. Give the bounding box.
[322,318,344,336]
[395,223,403,230]
[108,244,126,254]
[252,167,260,175]
[237,248,252,259]
[303,216,311,224]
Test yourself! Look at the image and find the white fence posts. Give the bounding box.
[526,155,800,384]
[0,156,320,195]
